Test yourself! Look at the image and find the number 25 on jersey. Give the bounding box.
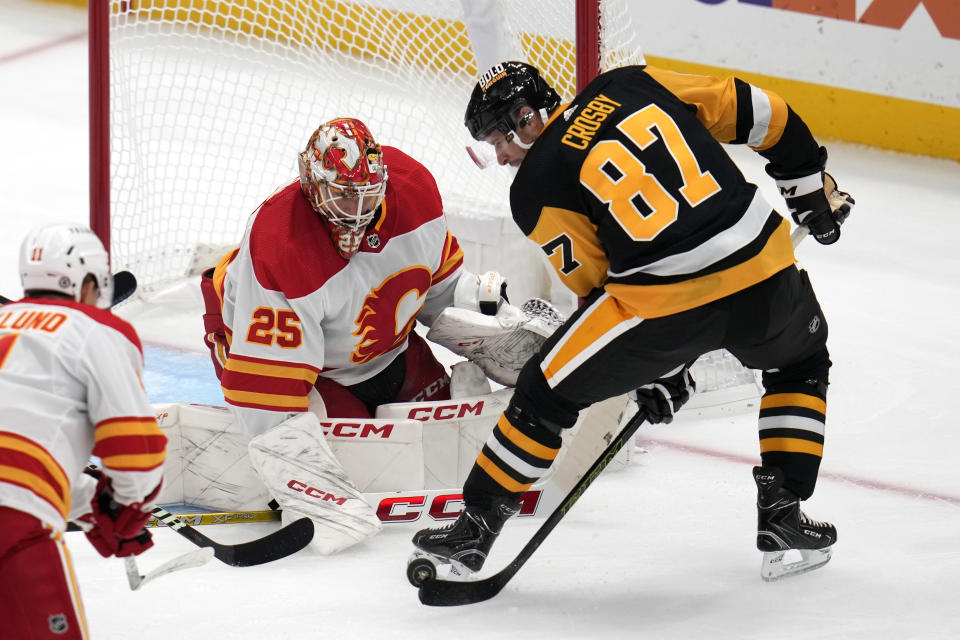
[246,307,302,348]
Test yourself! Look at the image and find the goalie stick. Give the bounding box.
[149,506,314,567]
[416,407,649,607]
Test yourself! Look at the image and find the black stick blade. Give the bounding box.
[111,270,138,306]
[418,574,508,606]
[225,517,315,567]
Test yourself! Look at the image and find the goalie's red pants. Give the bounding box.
[0,506,90,639]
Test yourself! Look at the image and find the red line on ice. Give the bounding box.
[639,436,960,507]
[0,32,85,66]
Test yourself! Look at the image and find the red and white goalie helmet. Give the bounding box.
[19,223,113,308]
[298,117,388,259]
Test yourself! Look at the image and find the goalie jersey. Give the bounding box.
[511,65,823,318]
[0,299,166,530]
[211,146,464,435]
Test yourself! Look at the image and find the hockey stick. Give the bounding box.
[417,407,649,607]
[123,547,214,590]
[67,508,283,533]
[791,224,809,248]
[144,509,282,527]
[0,270,138,307]
[149,506,314,567]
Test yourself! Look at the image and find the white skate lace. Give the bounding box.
[798,511,830,528]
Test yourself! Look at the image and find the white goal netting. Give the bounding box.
[104,0,644,295]
[101,0,759,400]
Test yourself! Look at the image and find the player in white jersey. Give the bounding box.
[198,117,522,553]
[0,224,167,639]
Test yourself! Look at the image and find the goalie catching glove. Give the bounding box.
[427,298,564,386]
[73,467,156,558]
[769,147,854,245]
[633,364,696,425]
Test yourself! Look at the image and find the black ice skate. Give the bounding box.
[753,466,837,581]
[407,498,519,587]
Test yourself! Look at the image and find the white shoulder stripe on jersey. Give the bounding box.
[748,85,774,148]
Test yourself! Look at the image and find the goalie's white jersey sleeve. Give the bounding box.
[213,146,465,437]
[0,298,166,531]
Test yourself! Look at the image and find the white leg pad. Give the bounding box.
[154,403,270,511]
[248,413,382,555]
[376,391,512,488]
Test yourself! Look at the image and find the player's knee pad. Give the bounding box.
[762,347,831,398]
[508,358,584,435]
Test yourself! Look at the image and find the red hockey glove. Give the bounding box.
[75,469,155,558]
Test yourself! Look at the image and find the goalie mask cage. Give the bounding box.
[89,0,759,401]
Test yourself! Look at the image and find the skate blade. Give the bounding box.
[760,547,832,582]
[408,550,477,582]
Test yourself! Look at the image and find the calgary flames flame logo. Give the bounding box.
[351,267,432,364]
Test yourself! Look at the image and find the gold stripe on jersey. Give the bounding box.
[759,437,823,457]
[212,248,239,309]
[761,392,827,414]
[476,452,530,494]
[644,66,789,151]
[432,230,464,284]
[758,389,825,459]
[606,218,795,319]
[222,388,311,410]
[474,414,561,495]
[496,415,561,461]
[0,465,69,519]
[527,206,609,298]
[224,356,319,382]
[0,332,17,368]
[94,417,164,442]
[540,293,641,387]
[99,451,167,470]
[0,433,70,518]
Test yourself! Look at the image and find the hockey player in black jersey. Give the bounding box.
[410,61,851,583]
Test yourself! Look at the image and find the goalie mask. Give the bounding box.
[299,117,388,259]
[19,223,113,308]
[465,61,561,154]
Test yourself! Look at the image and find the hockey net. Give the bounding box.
[93,0,759,402]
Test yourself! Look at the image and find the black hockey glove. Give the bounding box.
[634,365,696,425]
[768,148,854,245]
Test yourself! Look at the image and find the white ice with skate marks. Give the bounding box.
[4,4,960,637]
